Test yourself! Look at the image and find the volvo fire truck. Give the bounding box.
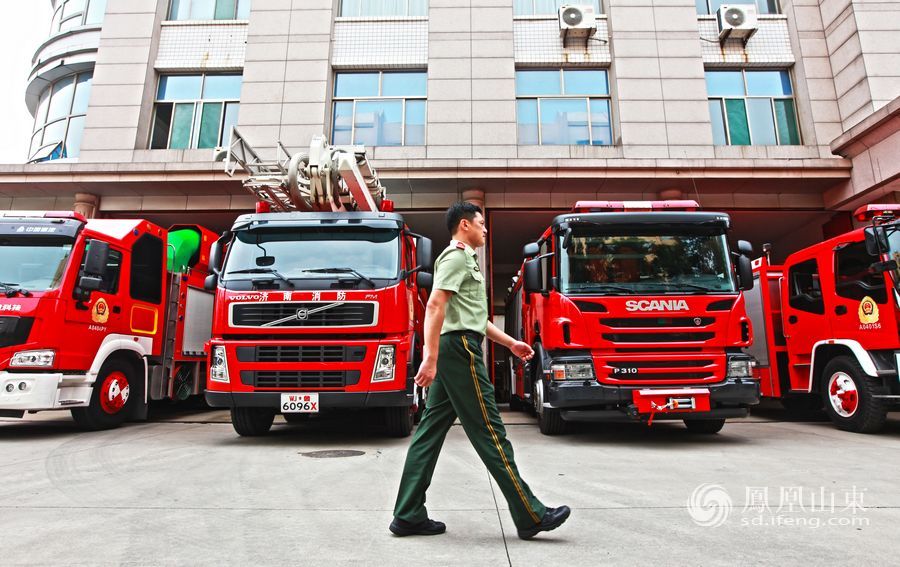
[505,201,760,435]
[204,129,432,437]
[0,212,216,429]
[747,204,900,433]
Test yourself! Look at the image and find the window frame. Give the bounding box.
[787,258,824,315]
[696,0,780,15]
[515,68,613,146]
[513,0,603,16]
[150,73,242,150]
[167,0,251,21]
[129,234,165,305]
[29,71,93,162]
[51,0,106,33]
[331,71,428,147]
[706,69,801,146]
[833,240,887,304]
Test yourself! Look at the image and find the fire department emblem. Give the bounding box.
[92,298,110,324]
[858,296,879,325]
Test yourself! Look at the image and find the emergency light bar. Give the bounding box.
[572,200,699,213]
[853,204,900,222]
[0,211,86,221]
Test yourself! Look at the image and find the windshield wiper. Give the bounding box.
[0,282,32,297]
[579,284,636,294]
[302,268,375,288]
[226,268,294,288]
[640,282,717,293]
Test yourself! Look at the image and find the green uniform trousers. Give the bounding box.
[393,331,547,530]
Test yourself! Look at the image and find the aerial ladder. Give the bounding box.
[219,127,387,213]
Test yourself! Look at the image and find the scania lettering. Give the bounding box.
[0,212,216,429]
[204,130,432,437]
[504,200,760,435]
[746,204,900,433]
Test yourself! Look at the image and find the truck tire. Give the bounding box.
[385,406,414,437]
[683,419,726,434]
[231,407,275,436]
[508,395,528,412]
[71,359,138,431]
[538,407,566,436]
[820,356,887,433]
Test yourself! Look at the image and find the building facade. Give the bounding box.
[3,0,900,310]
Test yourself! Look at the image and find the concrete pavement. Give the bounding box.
[1,405,898,566]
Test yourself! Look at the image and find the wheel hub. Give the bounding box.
[827,372,859,418]
[99,371,130,415]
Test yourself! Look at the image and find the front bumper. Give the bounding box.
[0,371,93,414]
[206,388,413,410]
[545,376,759,422]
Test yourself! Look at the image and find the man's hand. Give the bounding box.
[510,340,534,362]
[414,359,437,388]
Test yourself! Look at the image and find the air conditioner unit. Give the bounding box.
[716,4,758,43]
[558,4,597,39]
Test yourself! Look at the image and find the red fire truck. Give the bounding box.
[746,204,900,433]
[504,201,759,435]
[204,131,432,437]
[0,211,216,429]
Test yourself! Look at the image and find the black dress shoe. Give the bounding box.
[389,517,447,536]
[517,506,571,540]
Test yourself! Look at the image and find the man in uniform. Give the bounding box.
[390,202,571,540]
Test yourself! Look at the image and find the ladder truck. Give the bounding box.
[505,200,760,435]
[0,212,216,429]
[746,204,900,433]
[204,129,433,437]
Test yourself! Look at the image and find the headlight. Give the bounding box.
[210,346,230,383]
[550,361,595,381]
[10,350,55,368]
[371,345,396,383]
[727,358,753,378]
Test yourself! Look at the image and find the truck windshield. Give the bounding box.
[223,227,401,284]
[0,236,75,292]
[559,229,737,294]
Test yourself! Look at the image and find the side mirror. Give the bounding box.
[738,255,754,291]
[869,259,898,274]
[562,228,573,250]
[417,272,433,292]
[864,227,886,256]
[738,240,753,256]
[523,242,540,259]
[74,275,102,302]
[524,259,542,293]
[416,237,433,273]
[204,274,219,291]
[208,230,231,275]
[83,240,110,277]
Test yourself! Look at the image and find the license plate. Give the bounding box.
[281,393,319,413]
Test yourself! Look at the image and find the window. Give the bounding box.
[51,0,107,33]
[332,72,426,147]
[834,241,886,304]
[515,69,612,146]
[169,0,251,20]
[29,72,93,163]
[79,241,122,294]
[339,0,427,17]
[788,258,824,315]
[130,235,164,304]
[514,0,601,16]
[150,74,242,150]
[696,0,779,15]
[706,70,800,146]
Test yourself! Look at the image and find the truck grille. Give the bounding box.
[0,317,34,348]
[240,370,361,389]
[602,332,714,343]
[601,317,714,328]
[602,359,718,383]
[235,345,366,363]
[231,302,376,327]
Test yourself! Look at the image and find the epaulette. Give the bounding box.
[455,241,465,249]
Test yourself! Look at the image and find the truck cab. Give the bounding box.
[0,212,215,429]
[506,201,760,435]
[204,211,432,437]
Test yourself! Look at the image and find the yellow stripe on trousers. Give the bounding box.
[462,336,540,524]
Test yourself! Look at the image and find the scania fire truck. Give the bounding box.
[0,211,216,429]
[204,130,432,437]
[505,201,760,435]
[747,204,900,433]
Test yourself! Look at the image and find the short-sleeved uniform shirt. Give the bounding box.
[432,240,488,335]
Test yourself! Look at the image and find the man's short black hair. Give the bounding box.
[446,201,483,235]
